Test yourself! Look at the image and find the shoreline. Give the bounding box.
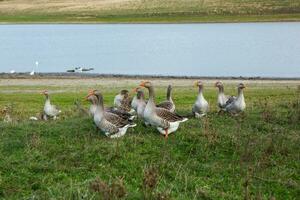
[0,73,300,81]
[1,14,300,24]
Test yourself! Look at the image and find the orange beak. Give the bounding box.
[139,81,146,87]
[85,90,95,100]
[132,87,140,93]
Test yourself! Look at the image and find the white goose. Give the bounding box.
[225,83,246,114]
[134,87,150,124]
[87,90,136,138]
[140,81,188,138]
[131,88,139,111]
[215,81,230,110]
[41,90,61,120]
[157,85,175,112]
[192,81,209,118]
[87,90,134,121]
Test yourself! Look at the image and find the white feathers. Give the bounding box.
[109,124,137,138]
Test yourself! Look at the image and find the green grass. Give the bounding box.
[1,13,300,23]
[0,83,299,199]
[0,0,300,23]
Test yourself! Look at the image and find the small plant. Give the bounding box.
[89,178,111,200]
[260,98,276,123]
[202,117,218,146]
[142,166,159,199]
[89,177,126,200]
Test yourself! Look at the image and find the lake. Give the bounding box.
[0,23,299,77]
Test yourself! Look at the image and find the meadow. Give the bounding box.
[0,78,299,199]
[0,0,300,23]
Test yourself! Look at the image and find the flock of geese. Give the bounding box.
[38,81,246,139]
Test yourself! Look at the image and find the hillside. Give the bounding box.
[0,0,300,23]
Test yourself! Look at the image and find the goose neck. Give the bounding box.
[218,86,224,93]
[167,86,172,101]
[148,86,155,104]
[238,89,244,100]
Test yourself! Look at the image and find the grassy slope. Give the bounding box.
[0,81,299,199]
[0,0,300,23]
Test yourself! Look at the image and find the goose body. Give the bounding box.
[88,90,136,138]
[131,95,138,111]
[114,94,123,108]
[192,81,209,118]
[114,90,129,107]
[114,90,135,114]
[42,91,61,120]
[87,93,134,121]
[156,85,175,112]
[140,81,187,137]
[135,90,147,120]
[215,81,231,110]
[225,83,246,114]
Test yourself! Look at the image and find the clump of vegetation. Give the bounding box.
[90,177,127,200]
[142,166,159,199]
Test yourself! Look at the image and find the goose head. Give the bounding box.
[238,83,246,89]
[41,90,49,98]
[215,81,224,88]
[87,89,104,107]
[120,89,129,98]
[194,81,204,90]
[140,81,155,100]
[139,81,152,89]
[86,90,98,105]
[215,81,224,92]
[237,83,246,93]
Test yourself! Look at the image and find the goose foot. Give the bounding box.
[218,110,225,115]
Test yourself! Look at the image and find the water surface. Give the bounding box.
[0,23,299,77]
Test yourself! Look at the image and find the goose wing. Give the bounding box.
[156,101,173,111]
[119,97,132,112]
[104,112,128,128]
[225,96,236,107]
[105,107,133,120]
[51,105,61,114]
[155,107,184,122]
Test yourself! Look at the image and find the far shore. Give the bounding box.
[0,0,299,23]
[0,73,299,81]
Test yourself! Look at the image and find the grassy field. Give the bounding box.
[0,78,299,199]
[0,0,300,23]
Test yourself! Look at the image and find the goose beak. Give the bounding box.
[85,91,95,100]
[85,94,91,100]
[132,87,140,93]
[139,82,146,87]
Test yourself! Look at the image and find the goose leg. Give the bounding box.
[164,129,168,139]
